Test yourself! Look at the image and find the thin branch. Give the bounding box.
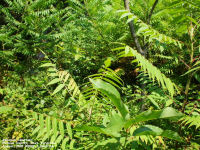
[143,0,159,55]
[123,0,145,56]
[147,0,159,24]
[178,57,190,69]
[193,19,200,30]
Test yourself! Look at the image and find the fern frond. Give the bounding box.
[1,7,21,26]
[32,9,53,16]
[0,105,72,149]
[69,0,84,9]
[88,67,123,88]
[30,0,57,9]
[114,45,178,97]
[57,70,83,98]
[40,62,85,103]
[82,67,123,100]
[21,110,72,150]
[179,115,200,129]
[129,125,166,148]
[183,61,200,76]
[153,54,174,60]
[118,10,182,48]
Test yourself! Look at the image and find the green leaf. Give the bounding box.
[74,125,106,135]
[32,112,38,120]
[37,127,47,139]
[61,137,69,150]
[116,10,128,13]
[112,47,125,51]
[52,84,65,95]
[53,118,58,135]
[194,60,200,67]
[67,123,73,139]
[74,112,125,137]
[120,12,132,19]
[93,138,118,149]
[165,99,173,107]
[75,54,82,60]
[25,120,35,128]
[90,79,129,119]
[47,78,61,85]
[125,46,130,54]
[40,63,56,68]
[187,16,200,27]
[21,118,33,125]
[104,57,112,68]
[46,116,51,136]
[59,121,65,137]
[47,67,57,72]
[39,114,44,130]
[180,115,200,129]
[161,130,183,142]
[133,125,163,136]
[125,107,183,128]
[50,131,59,143]
[55,134,64,145]
[42,130,52,143]
[133,125,183,142]
[0,106,13,114]
[48,73,58,77]
[70,139,75,149]
[194,73,200,83]
[182,66,200,76]
[126,16,136,24]
[148,97,160,109]
[102,111,125,137]
[130,47,177,96]
[32,126,40,136]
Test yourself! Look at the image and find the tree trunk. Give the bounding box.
[123,0,145,56]
[123,0,147,111]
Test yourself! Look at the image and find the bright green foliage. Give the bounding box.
[75,111,125,137]
[88,67,123,89]
[180,115,200,129]
[90,79,128,119]
[76,80,183,143]
[118,10,182,47]
[82,67,123,103]
[0,106,13,114]
[133,125,182,142]
[114,45,178,96]
[40,62,84,101]
[21,110,72,150]
[0,0,200,149]
[125,107,183,128]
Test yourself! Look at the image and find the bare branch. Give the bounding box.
[147,0,159,24]
[123,0,145,56]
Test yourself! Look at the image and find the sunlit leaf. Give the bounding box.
[125,107,183,128]
[90,79,129,119]
[52,84,65,95]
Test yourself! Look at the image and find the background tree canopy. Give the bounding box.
[0,0,200,149]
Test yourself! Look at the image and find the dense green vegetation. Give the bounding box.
[0,0,200,149]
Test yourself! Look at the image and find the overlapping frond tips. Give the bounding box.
[40,62,84,102]
[118,10,183,48]
[22,110,73,150]
[179,115,200,129]
[82,67,123,101]
[114,45,178,97]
